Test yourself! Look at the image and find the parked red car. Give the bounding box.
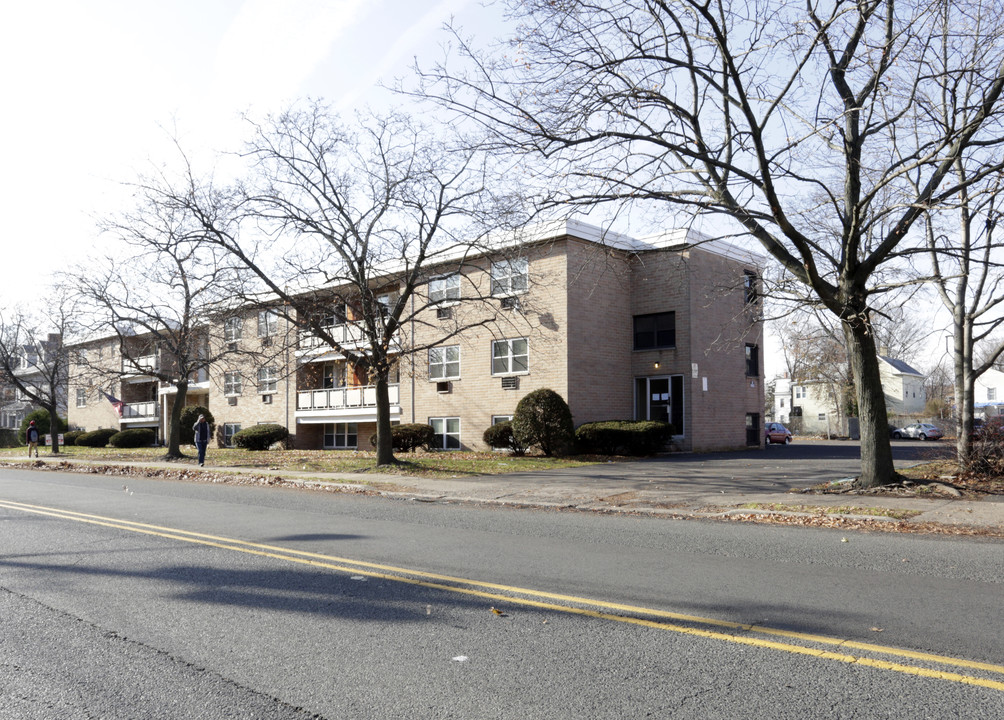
[765,422,793,445]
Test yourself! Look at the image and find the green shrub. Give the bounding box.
[575,421,673,456]
[18,409,68,444]
[179,405,215,444]
[369,424,436,453]
[110,428,156,448]
[76,428,119,448]
[0,429,18,448]
[482,421,529,456]
[232,424,290,451]
[63,430,85,446]
[512,388,574,457]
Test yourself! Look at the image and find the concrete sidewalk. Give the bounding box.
[14,454,1004,536]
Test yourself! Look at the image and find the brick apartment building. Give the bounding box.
[66,221,765,452]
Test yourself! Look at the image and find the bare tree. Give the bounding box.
[68,183,245,459]
[159,105,520,465]
[415,0,1004,486]
[0,288,73,454]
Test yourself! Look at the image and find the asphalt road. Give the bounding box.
[1,466,1001,719]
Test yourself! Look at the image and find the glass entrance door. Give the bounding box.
[635,376,683,434]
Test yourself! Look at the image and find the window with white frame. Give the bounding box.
[75,388,87,408]
[223,423,241,447]
[492,338,529,375]
[429,273,461,304]
[323,422,358,449]
[322,362,346,389]
[794,386,805,399]
[429,346,460,380]
[258,367,278,393]
[492,415,512,425]
[224,317,242,343]
[224,372,242,396]
[491,258,528,296]
[257,310,278,337]
[320,303,346,327]
[990,388,998,402]
[430,417,461,450]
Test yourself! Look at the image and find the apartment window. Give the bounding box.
[322,363,346,389]
[780,398,786,408]
[492,338,529,375]
[430,417,461,450]
[990,388,998,402]
[794,386,805,399]
[745,344,760,377]
[224,372,243,396]
[633,312,676,350]
[429,346,460,380]
[257,310,278,337]
[224,317,242,343]
[491,258,528,296]
[223,423,241,447]
[75,388,87,408]
[429,273,461,304]
[492,415,513,425]
[320,303,346,327]
[743,270,758,306]
[258,367,278,394]
[323,422,358,449]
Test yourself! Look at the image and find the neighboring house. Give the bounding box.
[3,334,67,432]
[773,356,927,435]
[878,356,926,415]
[974,367,1004,416]
[67,220,766,451]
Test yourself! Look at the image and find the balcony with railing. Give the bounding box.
[122,354,160,379]
[296,324,399,359]
[121,400,159,423]
[295,384,401,424]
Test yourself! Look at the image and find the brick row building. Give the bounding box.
[66,221,765,452]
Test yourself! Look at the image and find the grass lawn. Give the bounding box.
[0,445,608,479]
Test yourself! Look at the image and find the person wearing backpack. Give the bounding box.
[193,414,210,466]
[26,420,40,458]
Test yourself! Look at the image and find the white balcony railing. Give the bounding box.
[121,401,158,419]
[298,324,368,352]
[122,354,159,375]
[297,384,399,411]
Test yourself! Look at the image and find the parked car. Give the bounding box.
[972,417,1004,441]
[765,422,793,445]
[891,423,943,441]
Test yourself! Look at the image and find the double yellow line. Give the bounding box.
[2,498,1003,692]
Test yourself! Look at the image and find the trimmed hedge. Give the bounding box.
[76,428,119,448]
[110,428,156,448]
[0,429,18,448]
[575,421,674,456]
[232,424,289,451]
[370,424,436,453]
[482,421,529,456]
[63,430,85,447]
[512,388,574,457]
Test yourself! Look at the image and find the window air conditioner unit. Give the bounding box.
[228,396,238,406]
[436,381,452,394]
[500,296,520,310]
[227,342,238,352]
[262,394,273,404]
[436,306,453,320]
[501,376,519,390]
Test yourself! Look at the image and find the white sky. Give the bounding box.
[0,0,490,305]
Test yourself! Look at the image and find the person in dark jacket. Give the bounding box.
[26,420,40,458]
[193,414,210,466]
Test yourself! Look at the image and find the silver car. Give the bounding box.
[892,423,943,441]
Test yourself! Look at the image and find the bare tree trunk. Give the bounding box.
[954,320,975,468]
[46,404,60,455]
[374,374,394,466]
[164,379,189,459]
[843,321,897,488]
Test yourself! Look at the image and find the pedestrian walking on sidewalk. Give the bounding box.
[26,421,40,458]
[193,414,210,466]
